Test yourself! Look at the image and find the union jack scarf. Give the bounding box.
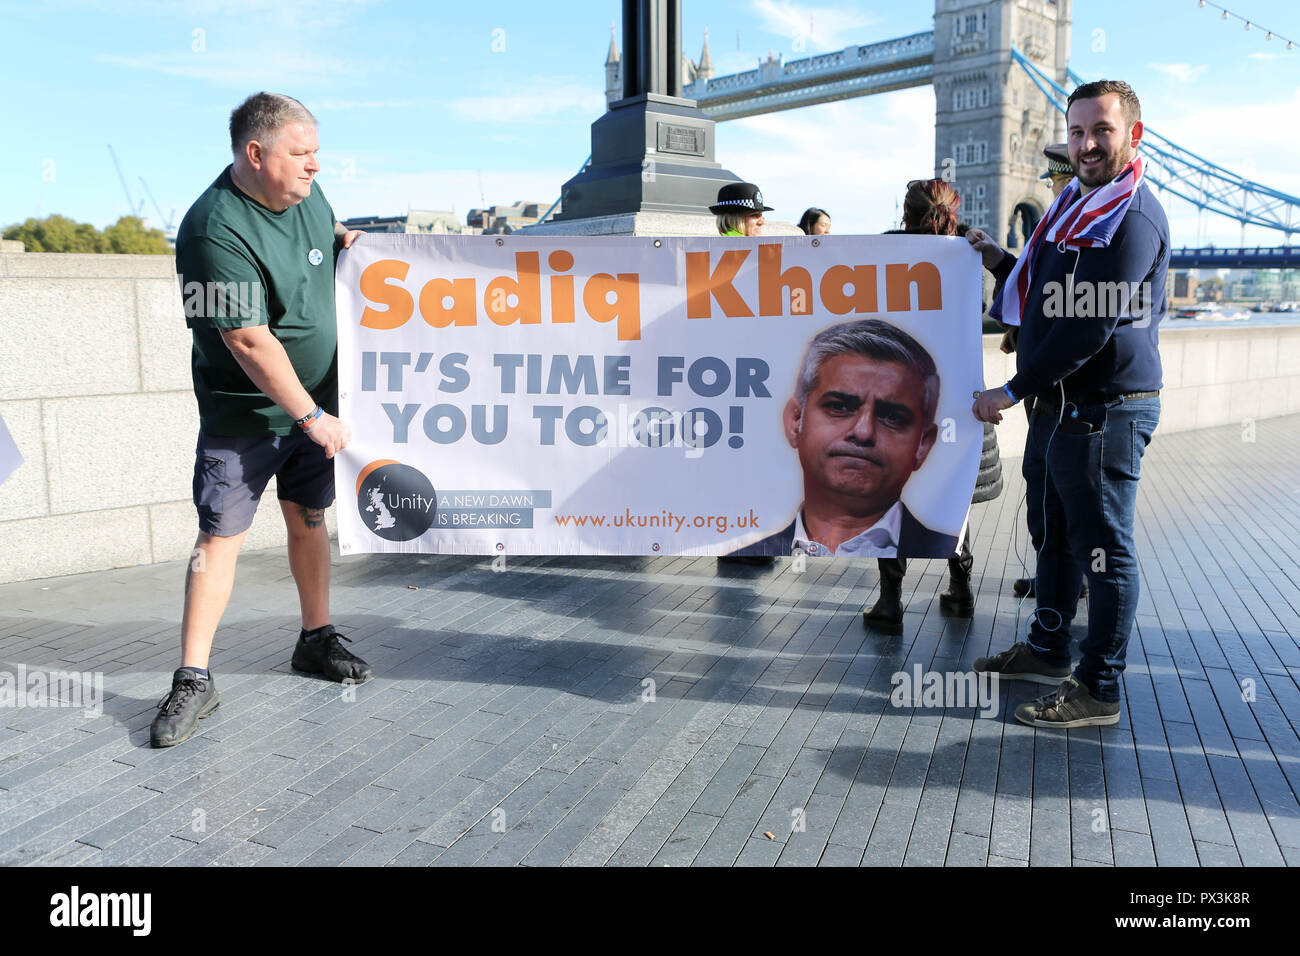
[990,155,1145,326]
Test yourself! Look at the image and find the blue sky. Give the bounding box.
[1,0,1297,246]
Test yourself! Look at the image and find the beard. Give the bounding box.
[1074,146,1134,189]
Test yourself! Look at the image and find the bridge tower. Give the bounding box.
[932,0,1071,247]
[605,24,621,108]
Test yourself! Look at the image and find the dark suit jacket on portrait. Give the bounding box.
[728,505,958,559]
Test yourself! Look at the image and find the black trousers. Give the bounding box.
[877,526,973,586]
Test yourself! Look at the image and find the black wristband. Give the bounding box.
[294,406,323,428]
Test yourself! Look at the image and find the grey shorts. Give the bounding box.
[193,430,336,536]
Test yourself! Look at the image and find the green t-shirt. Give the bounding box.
[176,166,339,437]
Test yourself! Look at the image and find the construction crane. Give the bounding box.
[138,176,177,238]
[107,145,145,220]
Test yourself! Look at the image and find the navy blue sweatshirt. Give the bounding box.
[993,182,1170,401]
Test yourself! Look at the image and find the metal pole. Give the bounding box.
[666,0,682,97]
[622,0,640,99]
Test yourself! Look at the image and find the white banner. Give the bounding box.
[335,234,985,558]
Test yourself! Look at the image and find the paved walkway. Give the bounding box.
[1,415,1297,867]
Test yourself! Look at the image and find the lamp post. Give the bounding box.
[549,0,740,226]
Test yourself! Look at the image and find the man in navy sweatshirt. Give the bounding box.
[965,79,1169,728]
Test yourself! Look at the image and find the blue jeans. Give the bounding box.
[1022,396,1160,702]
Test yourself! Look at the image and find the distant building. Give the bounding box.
[341,210,463,235]
[606,25,714,105]
[1168,271,1198,307]
[344,203,559,237]
[1284,270,1300,301]
[1249,268,1300,304]
[473,201,559,234]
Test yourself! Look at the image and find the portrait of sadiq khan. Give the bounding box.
[730,318,960,559]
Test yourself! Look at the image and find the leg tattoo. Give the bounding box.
[299,506,326,530]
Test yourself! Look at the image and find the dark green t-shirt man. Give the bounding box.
[177,165,339,436]
[151,94,371,754]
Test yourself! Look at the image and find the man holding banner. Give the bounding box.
[152,93,372,749]
[968,80,1168,729]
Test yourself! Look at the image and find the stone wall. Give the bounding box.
[984,323,1300,456]
[1,250,1297,584]
[0,252,335,584]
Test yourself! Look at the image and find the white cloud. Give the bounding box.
[321,168,575,222]
[1146,86,1300,246]
[96,49,356,86]
[1150,87,1300,187]
[314,99,424,111]
[1148,62,1208,84]
[714,87,935,235]
[711,49,766,76]
[40,0,375,29]
[450,82,605,124]
[1249,52,1278,60]
[750,0,882,51]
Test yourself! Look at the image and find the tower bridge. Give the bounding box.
[601,0,1299,251]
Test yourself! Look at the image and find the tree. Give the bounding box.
[3,215,102,252]
[102,216,172,254]
[2,214,170,254]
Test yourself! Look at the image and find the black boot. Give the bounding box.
[863,559,905,635]
[939,559,975,618]
[1012,577,1086,600]
[940,531,975,617]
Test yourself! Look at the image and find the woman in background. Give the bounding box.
[798,207,831,235]
[862,178,1004,634]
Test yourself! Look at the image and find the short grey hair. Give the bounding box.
[229,92,317,153]
[716,212,748,235]
[795,319,940,427]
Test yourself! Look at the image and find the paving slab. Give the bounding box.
[4,416,1299,867]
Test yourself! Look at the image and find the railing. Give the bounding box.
[1170,246,1300,268]
[698,30,935,103]
[1175,246,1296,257]
[704,70,761,94]
[857,31,934,62]
[699,64,934,120]
[785,51,844,75]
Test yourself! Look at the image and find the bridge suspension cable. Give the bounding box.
[1012,49,1298,242]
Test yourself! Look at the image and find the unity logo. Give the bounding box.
[355,460,437,541]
